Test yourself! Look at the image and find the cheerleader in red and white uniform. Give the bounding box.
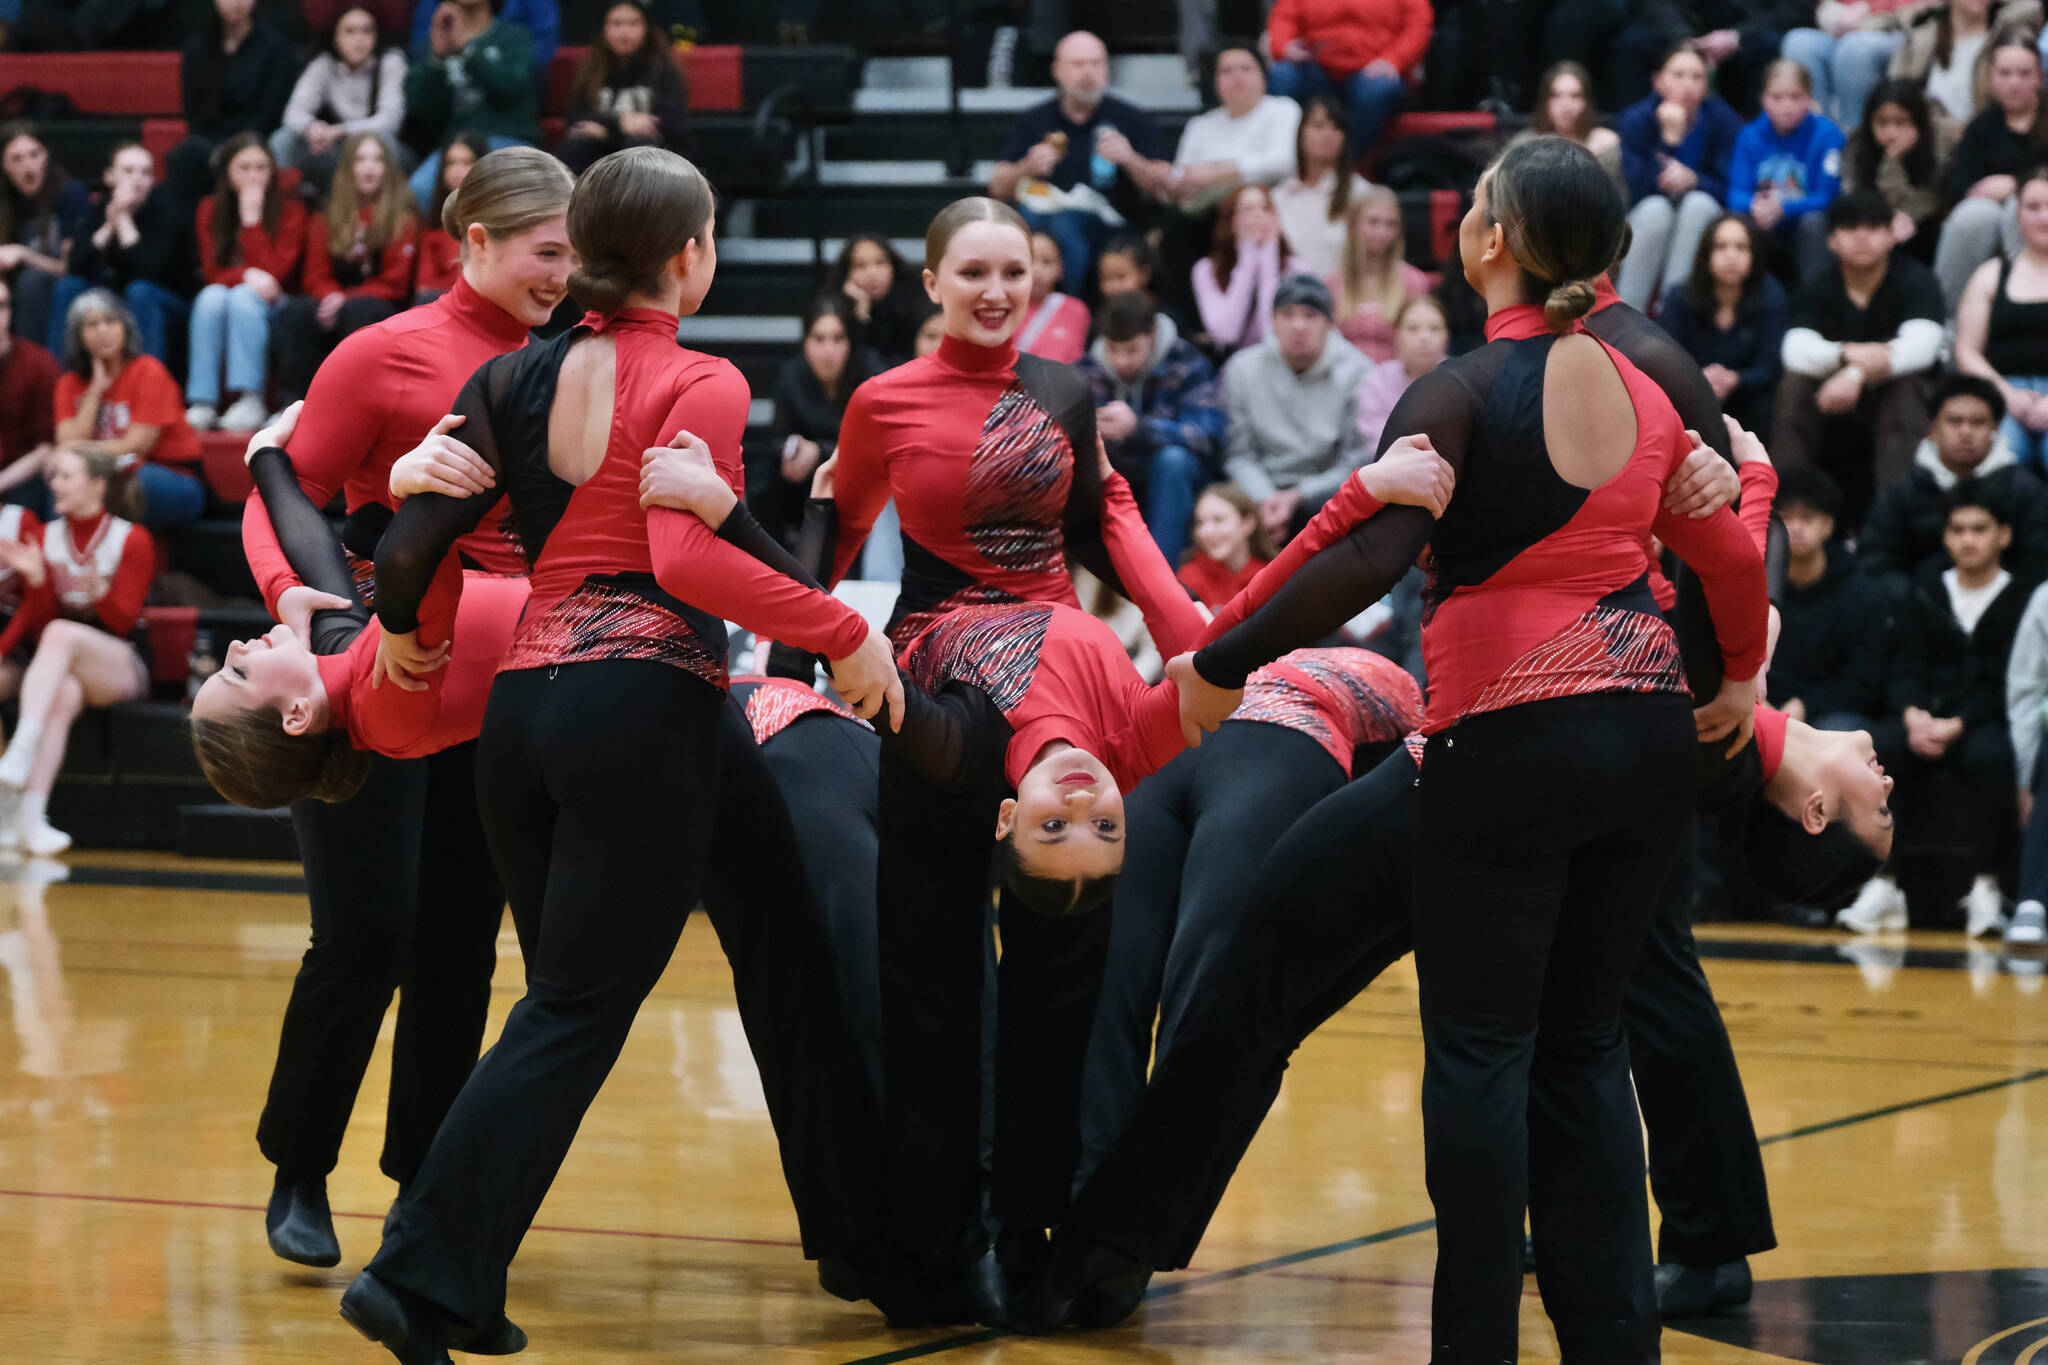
[0,446,155,853]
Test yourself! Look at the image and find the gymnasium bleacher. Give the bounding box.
[7,0,1492,859]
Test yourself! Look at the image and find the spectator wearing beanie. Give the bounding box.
[1774,188,1944,531]
[1861,372,2048,589]
[1220,272,1371,542]
[1770,464,1890,732]
[1079,290,1227,564]
[1265,0,1431,157]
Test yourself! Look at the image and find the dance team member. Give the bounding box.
[1172,136,1768,1361]
[0,448,151,855]
[336,147,904,1362]
[1045,425,1883,1331]
[232,147,573,1277]
[820,197,1188,656]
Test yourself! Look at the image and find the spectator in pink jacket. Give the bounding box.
[1266,0,1434,156]
[1193,184,1302,354]
[1018,230,1092,362]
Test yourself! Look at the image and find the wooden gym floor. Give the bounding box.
[1,852,2044,1363]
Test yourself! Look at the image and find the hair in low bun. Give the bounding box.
[1544,278,1598,330]
[566,146,715,314]
[1482,135,1627,332]
[442,145,573,256]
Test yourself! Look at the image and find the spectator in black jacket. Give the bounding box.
[183,0,299,148]
[1861,373,2048,592]
[751,293,868,549]
[1770,464,1888,732]
[1875,485,2034,936]
[53,144,196,370]
[833,233,926,368]
[1658,210,1787,439]
[553,2,689,176]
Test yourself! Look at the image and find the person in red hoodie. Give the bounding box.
[188,132,308,433]
[272,130,419,406]
[1266,0,1433,158]
[412,133,487,303]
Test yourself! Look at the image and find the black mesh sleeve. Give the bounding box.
[248,447,372,656]
[760,497,842,680]
[373,363,507,635]
[1192,366,1478,687]
[882,669,1013,798]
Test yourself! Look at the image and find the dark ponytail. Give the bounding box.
[567,146,715,313]
[1482,135,1628,332]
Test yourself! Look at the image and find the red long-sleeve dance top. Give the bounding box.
[371,309,872,686]
[1231,646,1423,778]
[829,332,1187,652]
[0,508,154,657]
[241,273,530,616]
[1194,303,1768,735]
[0,505,45,656]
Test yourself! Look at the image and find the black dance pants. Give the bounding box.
[368,663,887,1331]
[257,740,505,1189]
[1073,720,1773,1294]
[1077,722,1347,1184]
[875,736,1111,1265]
[759,711,884,1095]
[1414,693,1690,1365]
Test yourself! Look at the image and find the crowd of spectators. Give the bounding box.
[5,0,2048,942]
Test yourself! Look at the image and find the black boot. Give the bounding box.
[1030,1227,1150,1333]
[446,1312,529,1356]
[1655,1257,1752,1318]
[339,1270,455,1365]
[265,1173,341,1268]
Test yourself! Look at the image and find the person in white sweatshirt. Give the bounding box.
[271,7,409,189]
[1168,47,1302,212]
[1219,272,1372,542]
[2005,576,2048,942]
[1772,189,1946,531]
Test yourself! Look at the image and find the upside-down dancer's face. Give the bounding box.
[191,625,327,732]
[997,743,1127,884]
[926,221,1033,348]
[469,215,573,326]
[1810,727,1895,862]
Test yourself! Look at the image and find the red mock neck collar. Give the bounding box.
[1483,302,1577,343]
[316,651,355,740]
[936,332,1019,376]
[443,273,535,348]
[581,306,681,339]
[1592,273,1621,311]
[65,509,110,546]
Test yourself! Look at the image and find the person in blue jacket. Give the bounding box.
[1729,58,1845,282]
[1615,41,1744,313]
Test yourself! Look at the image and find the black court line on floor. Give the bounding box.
[834,1069,2048,1363]
[1696,936,2047,972]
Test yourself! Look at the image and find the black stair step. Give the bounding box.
[821,110,1190,164]
[700,263,832,317]
[178,803,300,861]
[165,518,260,601]
[750,181,971,239]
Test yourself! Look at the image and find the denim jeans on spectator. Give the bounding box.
[2020,749,2048,906]
[1936,196,2024,315]
[133,462,206,529]
[51,277,188,365]
[410,137,524,215]
[1267,61,1406,156]
[1780,27,1906,126]
[1140,444,1205,565]
[10,264,59,350]
[1016,205,1109,305]
[1618,191,1722,312]
[2000,375,2048,474]
[858,496,905,583]
[188,282,281,408]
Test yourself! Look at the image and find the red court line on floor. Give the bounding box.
[0,1188,803,1248]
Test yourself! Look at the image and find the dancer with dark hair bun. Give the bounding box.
[334,146,905,1364]
[1175,135,1769,1360]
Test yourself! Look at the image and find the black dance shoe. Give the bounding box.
[339,1270,456,1365]
[1654,1257,1752,1318]
[265,1174,341,1268]
[992,1226,1050,1330]
[446,1311,529,1356]
[1028,1227,1151,1333]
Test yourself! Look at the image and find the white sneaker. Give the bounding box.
[2007,901,2046,945]
[185,403,218,430]
[219,393,269,432]
[1837,877,1907,933]
[1964,876,2008,938]
[20,820,69,858]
